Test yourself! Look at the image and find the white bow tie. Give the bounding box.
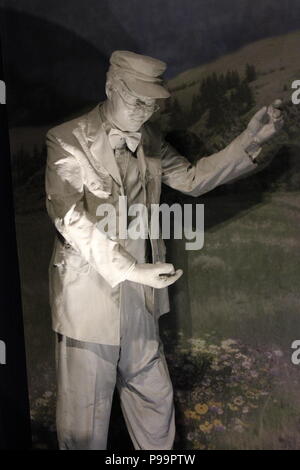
[108,128,141,153]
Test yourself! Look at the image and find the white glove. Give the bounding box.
[243,99,284,161]
[246,99,284,146]
[126,263,183,289]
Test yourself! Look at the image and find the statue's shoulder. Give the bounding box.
[46,105,97,141]
[47,118,80,143]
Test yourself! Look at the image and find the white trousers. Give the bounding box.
[55,281,175,450]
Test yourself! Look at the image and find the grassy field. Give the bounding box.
[14,184,300,449]
[11,27,300,450]
[160,189,300,449]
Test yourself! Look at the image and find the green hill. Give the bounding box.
[167,29,300,112]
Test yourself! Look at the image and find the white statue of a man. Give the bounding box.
[45,50,284,450]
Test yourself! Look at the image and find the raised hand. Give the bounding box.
[246,99,284,145]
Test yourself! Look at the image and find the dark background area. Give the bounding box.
[1,0,300,125]
[0,37,31,450]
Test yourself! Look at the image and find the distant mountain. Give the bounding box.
[167,29,300,113]
[160,30,300,193]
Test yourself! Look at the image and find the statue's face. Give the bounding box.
[106,80,159,132]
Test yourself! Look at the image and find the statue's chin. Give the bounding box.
[122,119,145,132]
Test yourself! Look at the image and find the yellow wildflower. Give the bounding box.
[199,421,213,434]
[195,403,209,415]
[184,410,195,419]
[233,396,244,406]
[228,403,239,411]
[213,419,223,427]
[194,443,206,450]
[208,401,222,408]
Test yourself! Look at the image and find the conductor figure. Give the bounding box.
[45,50,284,449]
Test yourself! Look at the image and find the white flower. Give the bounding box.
[273,350,283,358]
[221,339,237,349]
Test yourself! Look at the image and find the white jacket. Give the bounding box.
[45,103,257,344]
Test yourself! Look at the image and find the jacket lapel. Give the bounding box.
[72,104,123,187]
[72,103,161,190]
[136,140,147,184]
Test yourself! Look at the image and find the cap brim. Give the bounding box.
[123,75,170,99]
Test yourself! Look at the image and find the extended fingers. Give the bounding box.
[268,100,285,131]
[272,98,283,110]
[247,106,268,134]
[156,263,175,275]
[252,106,268,123]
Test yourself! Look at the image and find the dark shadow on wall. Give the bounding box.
[0,6,139,126]
[160,132,297,448]
[0,6,140,450]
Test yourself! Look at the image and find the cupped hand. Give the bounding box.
[126,263,183,289]
[247,99,284,145]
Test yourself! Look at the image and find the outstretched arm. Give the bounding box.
[161,102,284,197]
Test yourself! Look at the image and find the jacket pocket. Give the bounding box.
[52,244,91,275]
[84,167,113,199]
[63,246,91,274]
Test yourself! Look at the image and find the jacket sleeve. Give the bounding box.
[45,130,136,288]
[160,129,260,197]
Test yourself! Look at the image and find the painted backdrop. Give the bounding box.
[1,0,300,450]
